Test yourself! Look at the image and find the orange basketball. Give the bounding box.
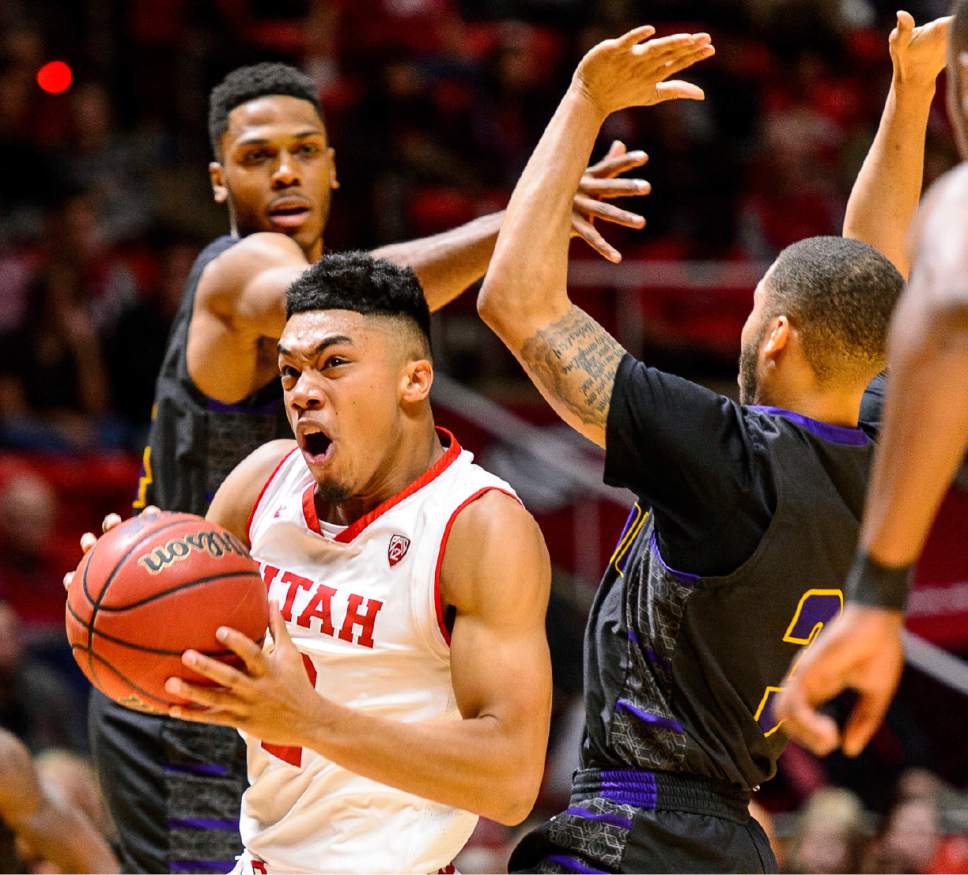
[66,511,268,715]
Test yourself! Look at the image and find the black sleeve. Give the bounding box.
[604,354,775,577]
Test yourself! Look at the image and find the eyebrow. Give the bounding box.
[235,129,326,148]
[278,335,354,359]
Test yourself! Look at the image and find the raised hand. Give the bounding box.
[573,25,715,119]
[774,604,905,756]
[890,10,952,89]
[572,141,651,262]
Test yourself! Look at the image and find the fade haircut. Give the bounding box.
[208,63,323,158]
[764,237,903,385]
[286,251,432,358]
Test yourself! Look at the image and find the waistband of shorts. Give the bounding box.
[571,768,751,822]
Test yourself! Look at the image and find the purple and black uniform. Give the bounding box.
[89,235,290,874]
[511,355,881,874]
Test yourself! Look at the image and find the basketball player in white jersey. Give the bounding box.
[74,250,552,873]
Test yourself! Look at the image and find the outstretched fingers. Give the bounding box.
[617,25,656,46]
[575,194,645,229]
[654,80,706,104]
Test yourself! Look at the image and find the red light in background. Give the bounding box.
[36,61,73,94]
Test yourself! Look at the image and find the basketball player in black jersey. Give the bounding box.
[477,26,910,873]
[778,1,968,757]
[89,63,654,873]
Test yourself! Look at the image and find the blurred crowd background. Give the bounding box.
[1,0,967,871]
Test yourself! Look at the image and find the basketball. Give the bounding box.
[65,511,268,715]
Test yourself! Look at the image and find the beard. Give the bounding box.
[316,480,352,506]
[737,322,768,405]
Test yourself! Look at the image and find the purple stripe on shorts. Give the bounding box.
[599,768,658,809]
[167,818,238,831]
[627,627,639,646]
[544,854,608,874]
[616,699,684,734]
[564,805,633,831]
[169,861,235,873]
[164,762,230,777]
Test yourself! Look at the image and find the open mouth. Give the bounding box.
[298,425,333,463]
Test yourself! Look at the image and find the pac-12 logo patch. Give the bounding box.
[388,534,411,567]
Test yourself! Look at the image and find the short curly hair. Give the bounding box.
[765,237,903,384]
[286,251,431,356]
[208,62,323,158]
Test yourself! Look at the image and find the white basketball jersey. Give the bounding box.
[242,429,517,873]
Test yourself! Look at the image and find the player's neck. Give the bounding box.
[314,421,444,526]
[759,385,863,428]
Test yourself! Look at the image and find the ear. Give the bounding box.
[209,162,229,204]
[400,358,433,404]
[761,315,791,362]
[328,147,340,190]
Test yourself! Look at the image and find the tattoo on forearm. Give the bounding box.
[520,306,626,428]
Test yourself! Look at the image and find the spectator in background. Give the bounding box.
[35,749,117,849]
[65,82,155,246]
[0,602,85,754]
[785,788,869,874]
[0,188,117,449]
[0,729,117,873]
[0,468,75,633]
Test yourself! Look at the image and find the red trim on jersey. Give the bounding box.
[302,427,462,542]
[433,486,520,646]
[246,447,299,545]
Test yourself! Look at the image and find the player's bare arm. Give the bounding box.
[776,164,968,757]
[477,26,714,447]
[374,147,655,312]
[189,233,309,403]
[167,489,552,826]
[843,11,951,277]
[190,159,656,405]
[0,730,119,873]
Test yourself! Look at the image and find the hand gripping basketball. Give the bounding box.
[64,509,269,714]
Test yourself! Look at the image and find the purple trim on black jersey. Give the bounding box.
[163,762,229,777]
[564,806,634,831]
[749,406,871,446]
[544,854,608,874]
[648,531,699,585]
[644,646,674,672]
[206,396,279,415]
[167,818,238,831]
[616,699,684,734]
[169,861,235,873]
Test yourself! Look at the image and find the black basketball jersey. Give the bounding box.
[92,235,291,874]
[582,354,876,791]
[133,234,290,515]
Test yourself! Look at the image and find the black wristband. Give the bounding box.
[845,550,913,612]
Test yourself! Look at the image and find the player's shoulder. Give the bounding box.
[196,232,305,302]
[445,489,544,565]
[441,488,549,613]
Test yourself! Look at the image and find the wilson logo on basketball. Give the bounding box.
[137,530,249,575]
[388,534,411,567]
